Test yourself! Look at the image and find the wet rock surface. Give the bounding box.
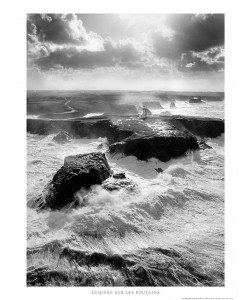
[155,168,164,173]
[27,115,224,164]
[109,118,199,162]
[43,152,111,209]
[113,172,126,179]
[109,132,198,162]
[27,118,133,143]
[52,131,72,144]
[165,115,224,138]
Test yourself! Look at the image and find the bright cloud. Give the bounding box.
[27,14,224,91]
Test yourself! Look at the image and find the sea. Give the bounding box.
[27,91,224,286]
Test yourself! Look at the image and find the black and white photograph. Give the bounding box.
[26,13,225,287]
[2,0,250,298]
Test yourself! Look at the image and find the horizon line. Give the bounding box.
[27,89,224,93]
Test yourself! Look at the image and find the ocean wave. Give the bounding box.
[27,133,224,286]
[27,242,224,286]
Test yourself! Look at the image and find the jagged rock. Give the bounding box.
[155,168,164,173]
[113,172,126,179]
[109,130,199,162]
[27,115,224,141]
[27,118,133,143]
[43,152,111,209]
[138,107,152,116]
[144,108,152,115]
[52,131,72,144]
[27,115,223,164]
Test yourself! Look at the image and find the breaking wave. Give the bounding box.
[27,132,224,286]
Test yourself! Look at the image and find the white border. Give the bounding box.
[1,0,250,299]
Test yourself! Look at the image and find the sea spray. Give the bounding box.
[27,133,224,286]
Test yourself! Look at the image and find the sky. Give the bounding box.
[27,14,224,91]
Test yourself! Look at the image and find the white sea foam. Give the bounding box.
[83,113,104,118]
[27,134,224,261]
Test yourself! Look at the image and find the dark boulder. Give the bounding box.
[43,152,111,209]
[113,172,126,179]
[109,130,199,162]
[52,131,72,144]
[155,168,164,173]
[109,128,199,162]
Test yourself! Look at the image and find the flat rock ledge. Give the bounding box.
[165,116,224,138]
[109,131,198,162]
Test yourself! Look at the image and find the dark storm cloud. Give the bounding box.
[27,14,90,45]
[27,14,143,71]
[34,40,143,70]
[152,14,224,60]
[27,13,224,76]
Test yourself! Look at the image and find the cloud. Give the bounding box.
[28,14,224,73]
[151,14,224,60]
[27,14,104,50]
[27,13,225,91]
[33,39,144,70]
[178,47,224,72]
[27,14,146,71]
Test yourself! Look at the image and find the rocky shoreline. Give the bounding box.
[27,115,224,210]
[27,115,224,151]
